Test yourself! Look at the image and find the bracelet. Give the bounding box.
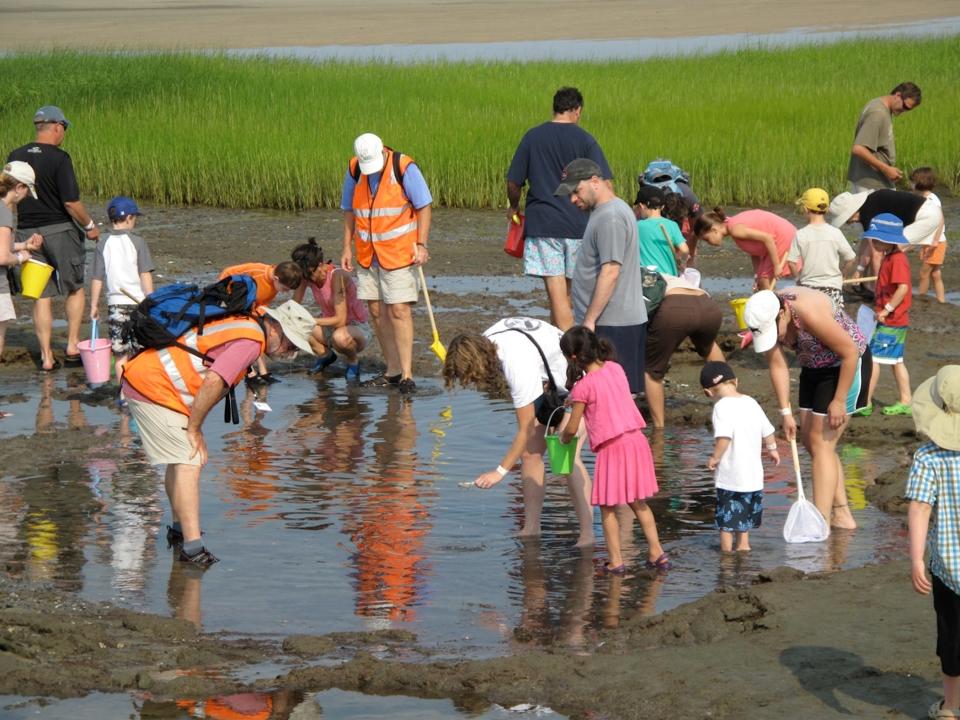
[83,220,95,231]
[766,443,778,450]
[416,242,427,247]
[495,465,509,477]
[855,264,865,272]
[780,407,792,416]
[884,303,895,313]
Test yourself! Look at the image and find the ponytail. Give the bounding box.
[559,326,615,390]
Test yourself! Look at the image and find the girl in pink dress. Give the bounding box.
[559,326,670,574]
[693,207,798,290]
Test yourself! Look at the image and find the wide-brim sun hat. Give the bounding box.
[913,365,960,451]
[826,190,871,227]
[863,212,910,244]
[743,290,782,354]
[263,300,317,356]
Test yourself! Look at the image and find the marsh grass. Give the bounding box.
[1,37,957,209]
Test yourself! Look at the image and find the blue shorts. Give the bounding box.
[715,489,763,532]
[523,237,581,278]
[869,323,907,365]
[595,323,647,395]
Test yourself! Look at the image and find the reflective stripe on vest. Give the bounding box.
[351,150,419,270]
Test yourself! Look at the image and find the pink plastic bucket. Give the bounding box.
[77,338,112,385]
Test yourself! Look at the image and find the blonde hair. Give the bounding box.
[442,333,508,397]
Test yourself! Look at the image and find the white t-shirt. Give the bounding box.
[91,231,155,306]
[787,223,855,290]
[711,394,775,492]
[484,317,568,409]
[928,192,948,245]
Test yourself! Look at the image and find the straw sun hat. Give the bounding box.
[913,366,960,451]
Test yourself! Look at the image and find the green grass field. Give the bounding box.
[1,37,957,210]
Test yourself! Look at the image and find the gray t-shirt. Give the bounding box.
[572,197,646,327]
[0,203,14,295]
[787,223,856,290]
[847,97,895,190]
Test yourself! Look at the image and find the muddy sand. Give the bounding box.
[3,0,958,51]
[0,202,957,718]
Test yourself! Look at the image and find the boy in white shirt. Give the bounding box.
[701,361,780,552]
[89,196,154,380]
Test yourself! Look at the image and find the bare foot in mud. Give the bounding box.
[519,527,541,540]
[574,534,595,548]
[831,505,858,530]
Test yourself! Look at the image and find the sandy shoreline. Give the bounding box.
[1,1,958,51]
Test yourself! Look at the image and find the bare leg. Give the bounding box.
[630,500,665,563]
[944,673,960,710]
[64,288,85,355]
[892,362,912,405]
[166,463,203,543]
[33,297,55,368]
[756,276,775,291]
[0,321,7,361]
[719,530,734,553]
[918,263,932,295]
[308,326,330,356]
[387,301,414,379]
[931,267,946,303]
[600,506,623,568]
[519,430,547,538]
[735,531,751,552]
[543,275,573,331]
[256,355,268,376]
[332,326,365,364]
[865,359,881,407]
[367,300,401,377]
[806,413,856,530]
[562,414,594,547]
[705,342,726,362]
[644,372,666,428]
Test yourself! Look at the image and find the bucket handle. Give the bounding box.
[90,318,98,343]
[545,406,567,437]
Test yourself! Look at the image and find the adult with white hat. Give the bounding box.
[340,132,432,395]
[905,366,960,720]
[742,285,873,532]
[7,105,101,371]
[0,162,44,383]
[120,299,316,565]
[827,187,942,291]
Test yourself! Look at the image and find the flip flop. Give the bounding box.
[63,354,83,367]
[644,553,672,571]
[39,360,62,373]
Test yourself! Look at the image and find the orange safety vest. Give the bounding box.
[123,316,266,416]
[350,149,419,270]
[220,263,277,308]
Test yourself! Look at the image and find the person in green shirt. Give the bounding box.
[634,186,688,275]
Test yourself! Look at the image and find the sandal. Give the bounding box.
[645,553,672,571]
[64,353,83,367]
[603,563,627,576]
[39,360,62,373]
[882,402,912,416]
[929,700,960,719]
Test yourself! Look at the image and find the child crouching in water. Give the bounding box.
[701,361,779,552]
[559,326,669,574]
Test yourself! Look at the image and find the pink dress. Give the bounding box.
[569,361,659,506]
[726,209,798,280]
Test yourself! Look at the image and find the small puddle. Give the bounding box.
[0,689,566,719]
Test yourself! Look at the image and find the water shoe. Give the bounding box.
[851,404,873,417]
[882,402,912,416]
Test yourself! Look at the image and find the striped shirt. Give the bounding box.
[905,442,960,595]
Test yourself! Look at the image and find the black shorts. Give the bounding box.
[797,348,872,415]
[18,222,85,297]
[645,294,722,380]
[595,322,646,394]
[934,574,960,676]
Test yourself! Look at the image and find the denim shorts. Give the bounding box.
[715,489,763,532]
[523,237,581,279]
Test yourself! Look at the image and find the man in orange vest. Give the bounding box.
[340,132,432,395]
[121,300,316,564]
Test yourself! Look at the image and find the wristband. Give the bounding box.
[855,264,865,272]
[884,303,895,313]
[83,220,95,231]
[17,250,29,265]
[766,443,778,450]
[495,465,509,477]
[780,407,792,416]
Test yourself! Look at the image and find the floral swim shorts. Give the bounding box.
[523,237,581,279]
[108,304,136,356]
[715,489,763,532]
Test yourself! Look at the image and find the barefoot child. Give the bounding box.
[910,167,948,304]
[559,326,669,573]
[906,366,960,719]
[700,361,779,552]
[856,214,913,417]
[786,187,855,309]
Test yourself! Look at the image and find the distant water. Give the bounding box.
[225,17,960,64]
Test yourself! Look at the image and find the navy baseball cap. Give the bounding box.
[33,105,71,128]
[107,196,142,220]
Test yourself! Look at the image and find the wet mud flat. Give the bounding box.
[0,203,957,718]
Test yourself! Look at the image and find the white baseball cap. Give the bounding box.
[742,290,783,353]
[354,133,385,175]
[2,161,38,199]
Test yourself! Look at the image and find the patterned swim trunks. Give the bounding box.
[523,237,581,279]
[108,304,136,356]
[715,489,763,532]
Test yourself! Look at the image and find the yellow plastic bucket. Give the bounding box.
[729,298,749,331]
[20,259,54,299]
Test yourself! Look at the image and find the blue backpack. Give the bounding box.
[122,274,259,423]
[639,159,691,195]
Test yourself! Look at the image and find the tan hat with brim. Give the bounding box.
[263,300,317,356]
[913,365,960,451]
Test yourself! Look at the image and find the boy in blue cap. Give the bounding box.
[89,196,155,382]
[854,213,912,416]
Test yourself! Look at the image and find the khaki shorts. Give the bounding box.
[356,263,419,305]
[128,399,203,466]
[0,293,14,322]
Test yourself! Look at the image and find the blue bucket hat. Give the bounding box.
[107,196,142,220]
[862,213,909,244]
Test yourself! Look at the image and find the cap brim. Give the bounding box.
[913,375,960,451]
[27,185,38,199]
[262,308,317,356]
[749,322,778,353]
[553,181,579,197]
[357,157,385,175]
[864,231,908,244]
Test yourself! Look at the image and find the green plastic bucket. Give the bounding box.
[545,434,576,475]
